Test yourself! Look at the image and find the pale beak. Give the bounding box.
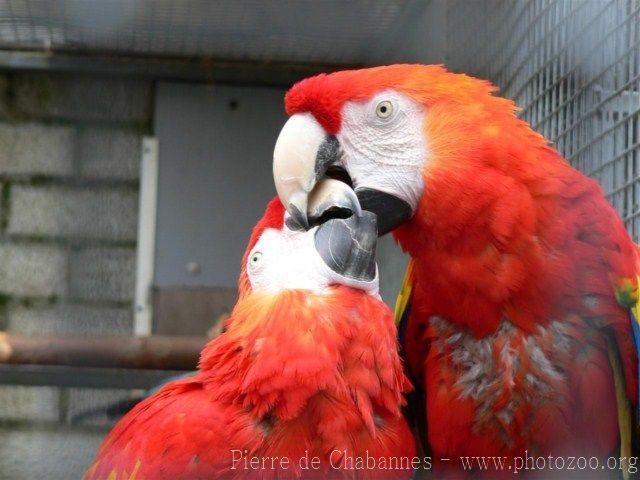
[307,178,362,226]
[273,113,354,228]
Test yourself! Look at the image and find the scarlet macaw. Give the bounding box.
[84,181,416,480]
[272,65,640,476]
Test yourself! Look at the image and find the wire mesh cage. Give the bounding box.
[447,0,640,239]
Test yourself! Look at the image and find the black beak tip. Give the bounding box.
[288,203,309,230]
[355,188,413,236]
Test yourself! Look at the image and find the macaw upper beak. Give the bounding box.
[273,113,413,235]
[273,113,353,229]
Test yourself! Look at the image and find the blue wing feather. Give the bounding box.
[630,307,640,423]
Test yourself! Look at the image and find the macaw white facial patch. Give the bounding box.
[338,90,427,211]
[246,216,379,295]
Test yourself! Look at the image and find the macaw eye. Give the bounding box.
[375,100,393,119]
[250,251,263,266]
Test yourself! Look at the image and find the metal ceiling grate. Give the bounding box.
[448,0,640,239]
[0,0,418,65]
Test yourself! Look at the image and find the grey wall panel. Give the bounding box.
[154,82,286,288]
[154,81,409,308]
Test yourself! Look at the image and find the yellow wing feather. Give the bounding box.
[608,274,640,480]
[394,259,415,326]
[607,334,632,480]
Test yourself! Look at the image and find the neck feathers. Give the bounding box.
[396,113,636,336]
[198,289,409,431]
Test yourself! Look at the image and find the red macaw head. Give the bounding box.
[238,180,379,300]
[273,64,524,236]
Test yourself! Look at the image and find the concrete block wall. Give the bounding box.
[0,72,152,479]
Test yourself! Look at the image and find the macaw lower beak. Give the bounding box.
[273,113,412,235]
[314,211,378,283]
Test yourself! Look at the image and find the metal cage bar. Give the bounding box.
[448,0,640,239]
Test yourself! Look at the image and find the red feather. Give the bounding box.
[84,201,416,479]
[286,64,640,473]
